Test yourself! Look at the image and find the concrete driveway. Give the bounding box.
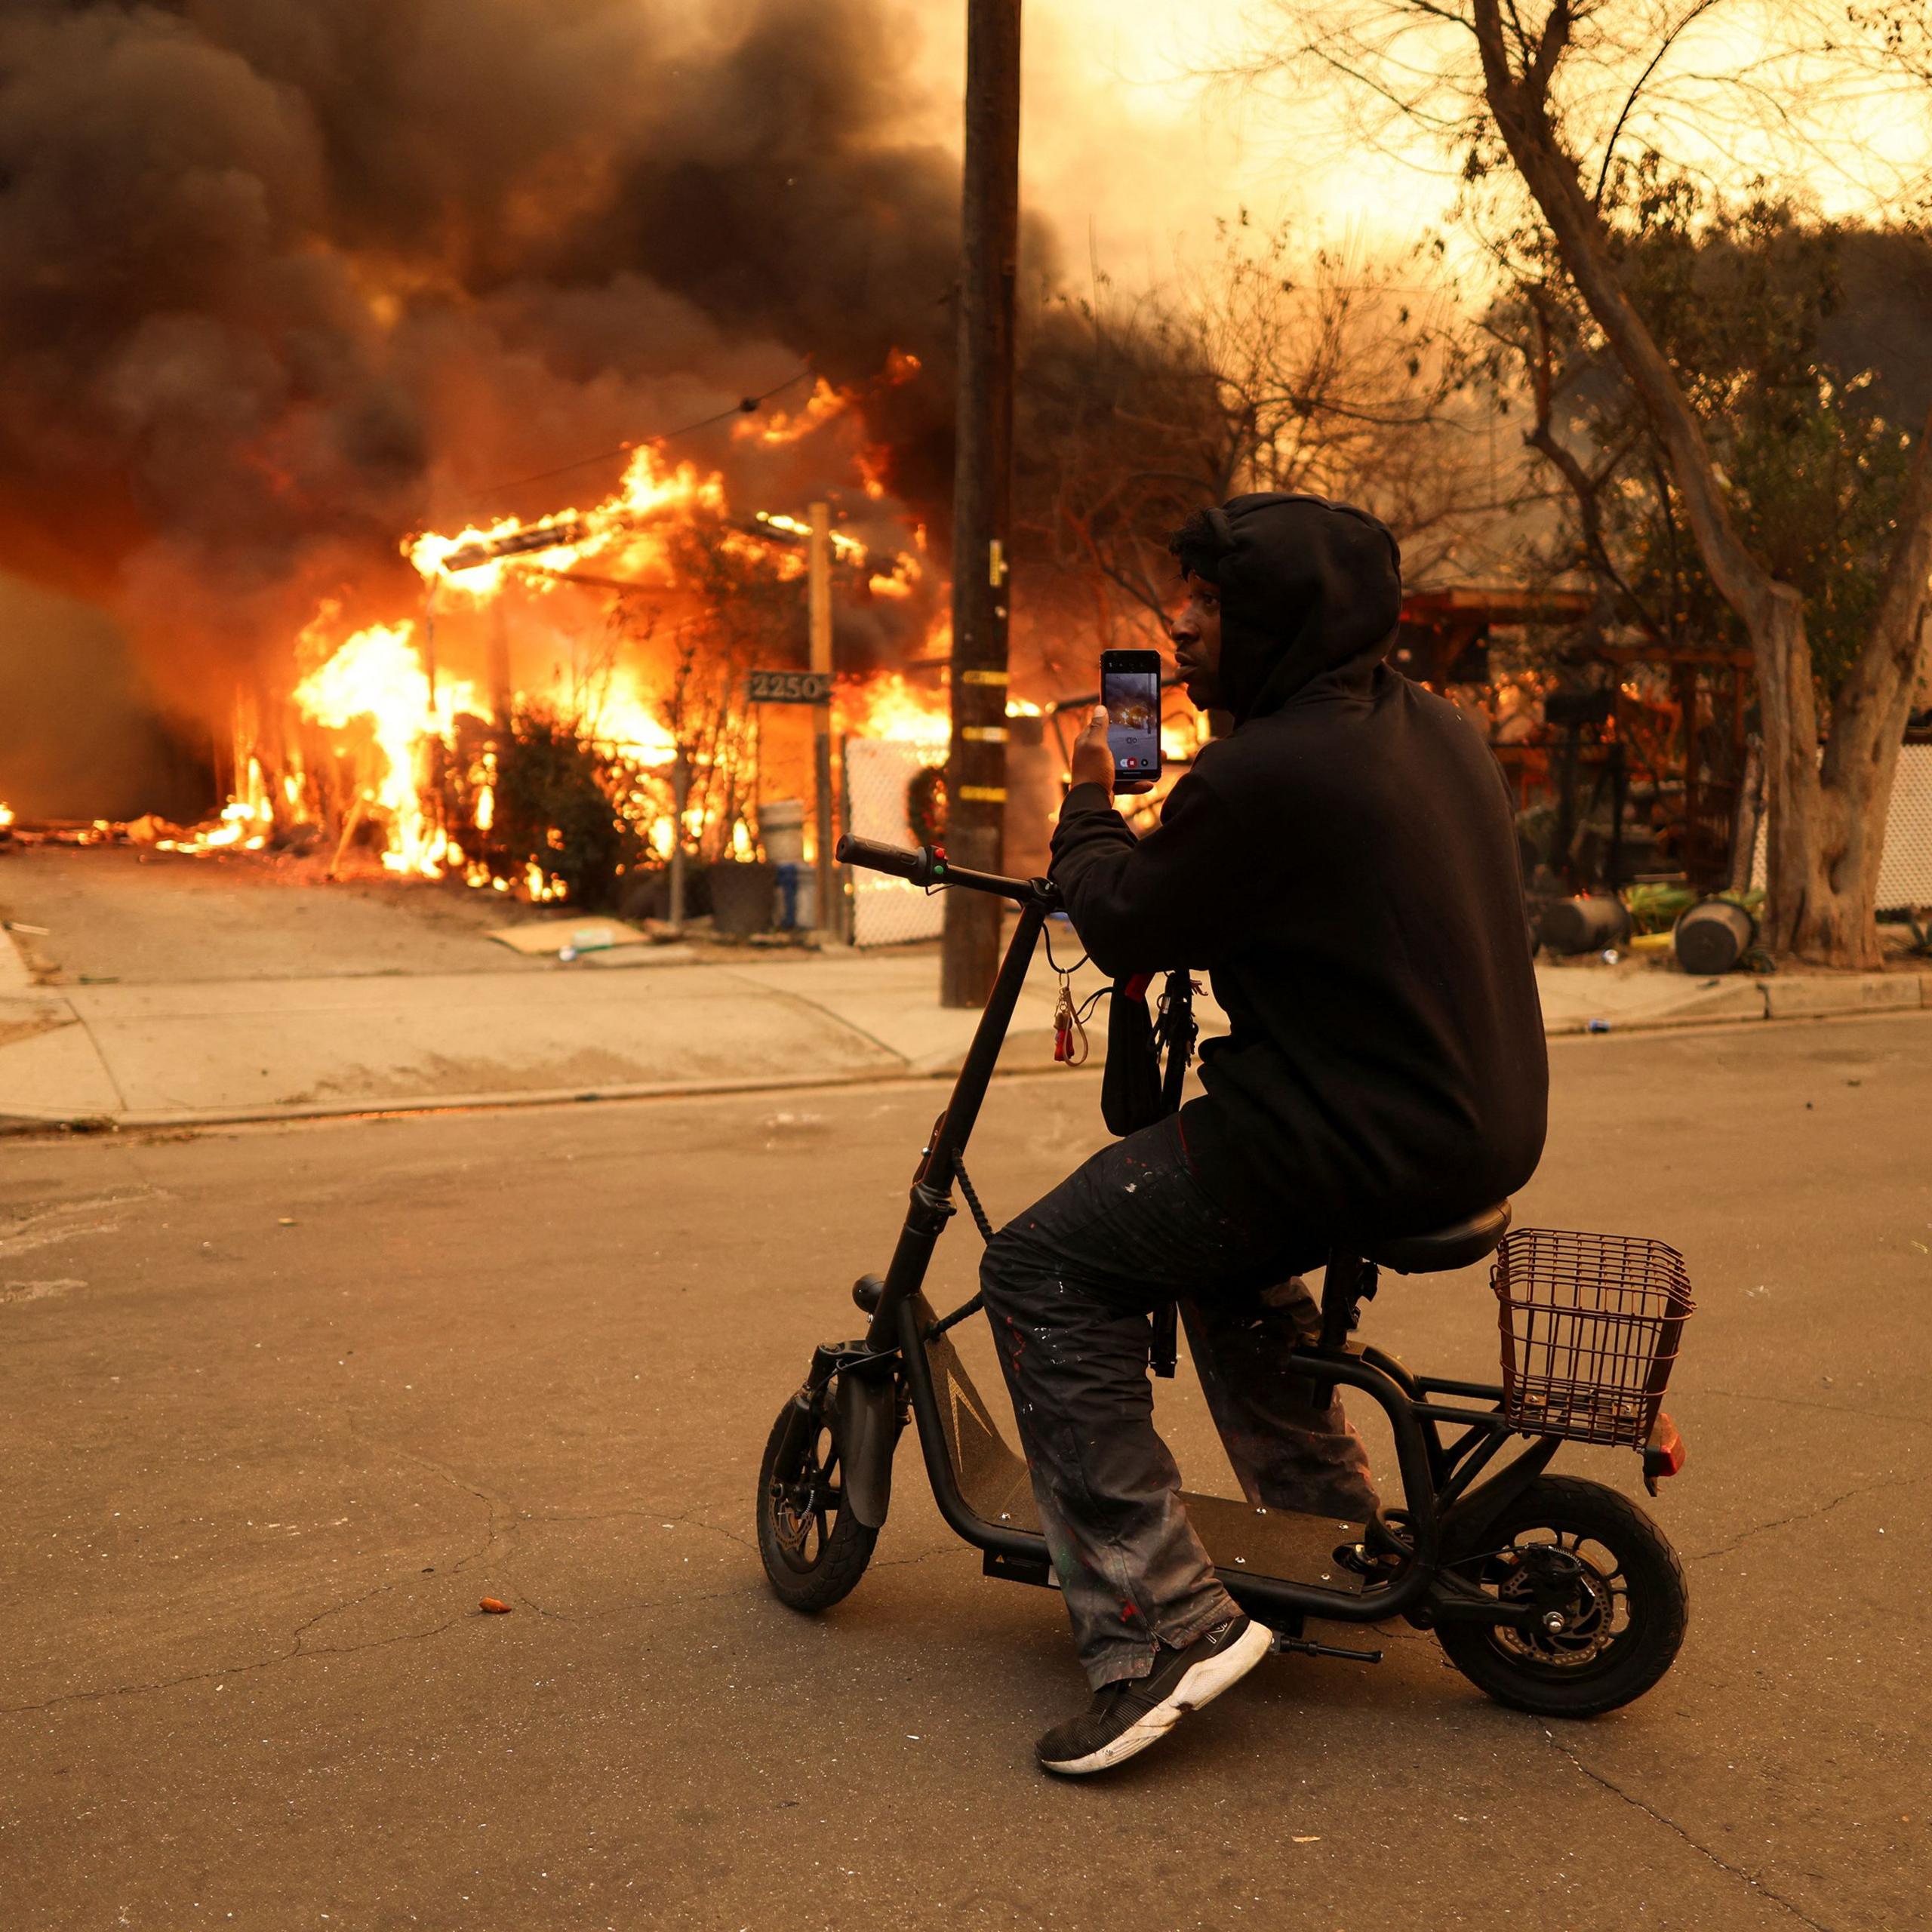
[2,1013,1927,1928]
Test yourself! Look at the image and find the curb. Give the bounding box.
[2,973,1926,1138]
[1762,973,1928,1020]
[0,1066,929,1136]
[1542,981,1767,1035]
[1543,969,1928,1037]
[0,1032,1084,1137]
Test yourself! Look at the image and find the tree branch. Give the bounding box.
[1512,286,1659,635]
[1826,399,1932,768]
[1590,0,1729,207]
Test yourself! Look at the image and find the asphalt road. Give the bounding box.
[3,1014,1928,1930]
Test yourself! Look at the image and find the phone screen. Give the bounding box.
[1103,659,1162,780]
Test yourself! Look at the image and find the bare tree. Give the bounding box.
[1245,2,1932,966]
[1014,221,1494,680]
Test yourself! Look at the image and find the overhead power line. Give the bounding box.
[469,362,816,503]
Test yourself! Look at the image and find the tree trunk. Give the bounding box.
[1761,395,1932,964]
[1469,0,1932,967]
[1753,590,1865,963]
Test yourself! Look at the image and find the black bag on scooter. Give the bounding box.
[1100,969,1198,1137]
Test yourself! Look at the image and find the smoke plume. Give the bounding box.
[0,0,1013,784]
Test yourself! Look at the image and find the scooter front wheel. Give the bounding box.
[755,1382,878,1612]
[1435,1474,1687,1718]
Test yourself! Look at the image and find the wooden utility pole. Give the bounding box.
[808,500,838,939]
[941,0,1021,1008]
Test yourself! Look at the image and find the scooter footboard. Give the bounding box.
[918,1308,1371,1593]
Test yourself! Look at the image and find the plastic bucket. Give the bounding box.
[758,798,807,867]
[1673,897,1755,975]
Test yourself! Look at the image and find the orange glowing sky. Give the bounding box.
[910,2,1932,285]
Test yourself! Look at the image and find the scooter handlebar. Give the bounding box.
[834,834,1054,906]
[836,834,937,886]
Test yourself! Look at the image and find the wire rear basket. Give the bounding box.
[1491,1229,1694,1447]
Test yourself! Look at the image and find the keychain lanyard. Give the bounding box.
[1044,925,1103,1066]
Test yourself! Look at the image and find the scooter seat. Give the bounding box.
[1361,1200,1512,1275]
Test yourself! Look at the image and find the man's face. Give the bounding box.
[1169,572,1223,711]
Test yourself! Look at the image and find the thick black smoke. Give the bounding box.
[0,0,1009,774]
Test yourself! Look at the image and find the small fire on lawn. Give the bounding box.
[143,374,961,901]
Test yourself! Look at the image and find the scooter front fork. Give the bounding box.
[783,1324,906,1534]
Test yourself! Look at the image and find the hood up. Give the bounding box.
[1176,492,1403,723]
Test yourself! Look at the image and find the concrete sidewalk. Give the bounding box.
[1534,955,1931,1032]
[0,931,1126,1128]
[4,930,1927,1129]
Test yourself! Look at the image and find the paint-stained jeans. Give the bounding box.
[979,1113,1379,1689]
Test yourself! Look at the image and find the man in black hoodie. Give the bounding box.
[980,491,1547,1777]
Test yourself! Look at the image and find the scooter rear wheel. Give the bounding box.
[1435,1475,1687,1718]
[756,1383,878,1612]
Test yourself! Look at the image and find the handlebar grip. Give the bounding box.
[835,834,935,885]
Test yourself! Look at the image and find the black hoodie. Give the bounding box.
[1050,492,1548,1238]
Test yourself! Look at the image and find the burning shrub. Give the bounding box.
[482,707,644,909]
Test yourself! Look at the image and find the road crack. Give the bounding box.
[1,1612,474,1720]
[1686,1475,1924,1563]
[5,1429,512,1719]
[1697,1386,1932,1435]
[1546,1734,1836,1932]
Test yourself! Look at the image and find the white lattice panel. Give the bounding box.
[1752,742,1932,910]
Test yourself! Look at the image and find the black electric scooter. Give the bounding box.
[755,838,1694,1718]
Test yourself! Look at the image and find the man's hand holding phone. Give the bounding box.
[1072,705,1155,798]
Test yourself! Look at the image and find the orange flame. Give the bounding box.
[409,446,725,597]
[143,350,971,899]
[835,670,949,752]
[293,622,481,876]
[734,378,846,447]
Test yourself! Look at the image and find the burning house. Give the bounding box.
[145,378,960,903]
[0,0,1035,909]
[0,0,1454,928]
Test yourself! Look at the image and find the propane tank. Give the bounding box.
[1537,894,1632,956]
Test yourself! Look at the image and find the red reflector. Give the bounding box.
[1642,1412,1686,1494]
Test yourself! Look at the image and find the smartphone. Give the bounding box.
[1101,649,1163,786]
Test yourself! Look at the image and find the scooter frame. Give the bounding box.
[794,841,1660,1651]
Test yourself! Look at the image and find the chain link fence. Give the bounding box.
[1751,743,1932,910]
[842,737,948,946]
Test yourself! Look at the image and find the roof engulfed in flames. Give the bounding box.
[153,379,959,894]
